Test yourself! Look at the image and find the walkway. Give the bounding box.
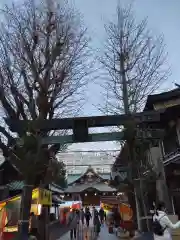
[60,221,95,240]
[98,224,118,240]
[60,221,119,240]
[49,221,71,240]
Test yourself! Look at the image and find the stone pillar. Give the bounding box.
[149,145,173,213]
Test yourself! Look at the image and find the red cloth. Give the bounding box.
[62,212,66,224]
[2,232,16,240]
[120,220,134,231]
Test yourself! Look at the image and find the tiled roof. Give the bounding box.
[6,181,65,193]
[7,181,24,190]
[144,88,180,111]
[65,183,116,193]
[67,174,81,184]
[67,172,111,184]
[49,183,64,194]
[99,173,111,180]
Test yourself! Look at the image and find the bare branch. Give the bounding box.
[0,0,92,183]
[99,4,169,114]
[100,4,169,224]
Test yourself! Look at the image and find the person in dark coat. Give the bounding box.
[68,209,79,240]
[99,208,105,224]
[80,208,85,225]
[93,210,101,237]
[113,207,121,228]
[30,212,38,238]
[85,208,91,227]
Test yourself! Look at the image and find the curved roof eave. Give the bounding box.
[67,166,105,186]
[65,183,117,193]
[144,88,180,111]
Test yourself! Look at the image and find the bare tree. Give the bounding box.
[0,0,91,237]
[100,4,170,231]
[100,4,169,114]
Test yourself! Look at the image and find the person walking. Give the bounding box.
[85,208,91,227]
[68,209,79,239]
[80,208,85,225]
[99,208,105,224]
[37,213,45,240]
[76,209,80,224]
[93,210,101,237]
[113,207,121,228]
[29,212,38,238]
[92,206,95,219]
[153,201,180,240]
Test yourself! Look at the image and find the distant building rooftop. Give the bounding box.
[67,172,111,185]
[58,151,119,174]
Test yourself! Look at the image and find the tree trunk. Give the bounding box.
[127,189,137,225]
[18,184,33,239]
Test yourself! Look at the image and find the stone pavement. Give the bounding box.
[57,222,154,240]
[48,221,72,240]
[134,232,153,240]
[97,224,118,240]
[60,221,120,240]
[60,221,95,240]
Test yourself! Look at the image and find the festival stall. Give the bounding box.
[0,188,52,240]
[59,201,82,224]
[118,203,134,233]
[100,202,116,214]
[100,199,134,233]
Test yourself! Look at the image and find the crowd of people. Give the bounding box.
[68,206,106,239]
[28,205,120,240]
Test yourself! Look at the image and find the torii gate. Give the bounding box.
[6,109,164,181]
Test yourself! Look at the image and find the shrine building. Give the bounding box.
[64,166,118,206]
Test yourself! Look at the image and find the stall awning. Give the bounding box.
[52,195,65,204]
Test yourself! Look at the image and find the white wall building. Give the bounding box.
[57,151,118,174]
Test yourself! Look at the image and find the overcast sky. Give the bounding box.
[1,0,180,152]
[69,0,180,151]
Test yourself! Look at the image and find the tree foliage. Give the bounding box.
[0,0,91,185]
[53,161,67,188]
